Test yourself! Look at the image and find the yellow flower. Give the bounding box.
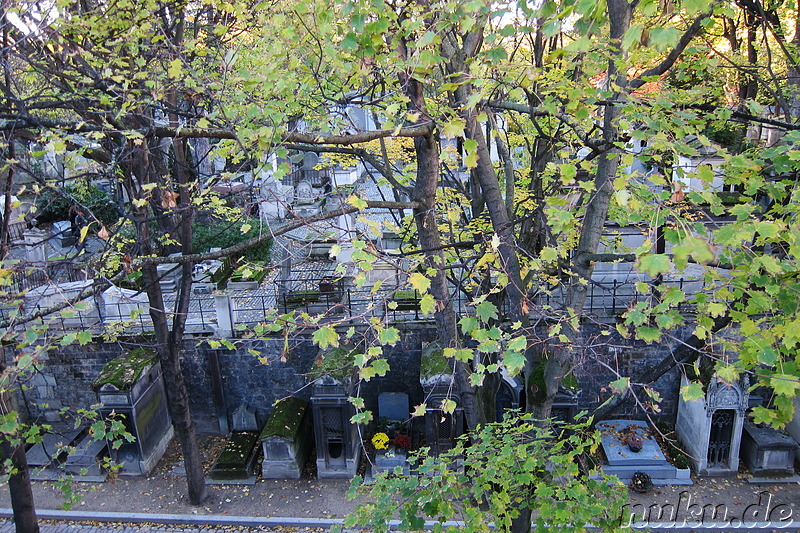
[371,432,389,450]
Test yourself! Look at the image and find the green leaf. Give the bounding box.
[350,411,373,425]
[76,331,92,345]
[635,326,661,343]
[771,374,800,397]
[609,377,629,394]
[637,254,671,276]
[476,301,498,322]
[440,398,457,414]
[441,117,466,139]
[379,327,400,345]
[347,194,368,210]
[680,381,704,401]
[419,294,436,315]
[408,273,431,293]
[503,350,525,376]
[312,326,339,349]
[464,138,478,169]
[167,58,182,78]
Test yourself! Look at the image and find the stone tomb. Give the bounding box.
[740,421,800,482]
[675,376,749,476]
[101,286,148,322]
[259,397,312,479]
[311,379,361,478]
[208,404,260,484]
[25,280,99,327]
[93,349,174,475]
[26,429,82,480]
[597,420,692,486]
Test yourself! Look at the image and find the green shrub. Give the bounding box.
[35,183,119,226]
[192,217,272,262]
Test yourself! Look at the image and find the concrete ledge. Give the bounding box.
[1,509,797,531]
[0,509,347,529]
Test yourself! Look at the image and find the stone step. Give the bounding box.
[65,434,108,476]
[26,430,81,467]
[603,464,692,480]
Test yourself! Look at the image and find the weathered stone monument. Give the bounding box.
[25,280,99,327]
[101,286,148,322]
[93,348,174,475]
[259,397,312,479]
[675,376,749,475]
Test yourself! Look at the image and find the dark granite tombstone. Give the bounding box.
[378,392,409,423]
[93,348,174,475]
[259,397,312,479]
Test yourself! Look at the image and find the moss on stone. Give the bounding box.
[259,397,307,440]
[308,346,355,382]
[420,343,449,378]
[92,347,157,391]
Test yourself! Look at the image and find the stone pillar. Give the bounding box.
[214,292,235,337]
[23,228,48,263]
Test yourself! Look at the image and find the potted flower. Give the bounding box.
[372,432,390,453]
[392,434,411,452]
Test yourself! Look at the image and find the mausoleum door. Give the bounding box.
[707,409,735,468]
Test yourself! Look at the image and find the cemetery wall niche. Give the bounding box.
[360,325,433,420]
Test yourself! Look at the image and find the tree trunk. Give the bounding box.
[529,0,631,420]
[0,356,39,533]
[132,138,207,505]
[0,436,39,533]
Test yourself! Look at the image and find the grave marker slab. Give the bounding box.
[596,420,692,486]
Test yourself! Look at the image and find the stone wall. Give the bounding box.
[18,323,696,433]
[19,337,319,434]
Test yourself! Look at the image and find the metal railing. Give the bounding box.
[3,269,709,335]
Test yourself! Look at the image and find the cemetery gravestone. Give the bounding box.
[93,348,174,475]
[675,375,749,476]
[740,421,800,481]
[259,397,312,479]
[208,403,261,484]
[597,420,692,486]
